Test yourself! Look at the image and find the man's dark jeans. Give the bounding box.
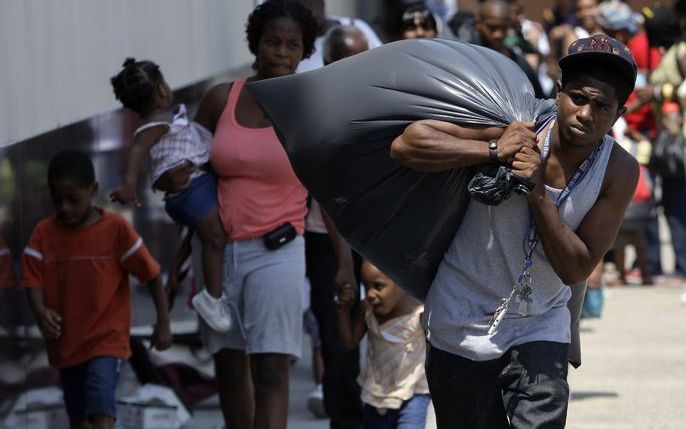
[426,341,569,429]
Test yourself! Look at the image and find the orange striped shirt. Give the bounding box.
[21,209,160,367]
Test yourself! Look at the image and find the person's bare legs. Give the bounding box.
[71,420,91,429]
[312,348,324,384]
[195,207,226,299]
[90,415,114,429]
[251,353,291,429]
[633,236,653,285]
[588,260,603,289]
[214,348,254,428]
[613,245,626,285]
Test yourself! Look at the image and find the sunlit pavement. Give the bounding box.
[183,342,332,428]
[566,282,686,429]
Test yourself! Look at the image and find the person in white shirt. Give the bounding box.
[295,0,382,73]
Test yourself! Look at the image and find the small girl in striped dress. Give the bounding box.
[109,58,231,334]
[337,260,430,428]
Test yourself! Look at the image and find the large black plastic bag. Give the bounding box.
[248,39,555,298]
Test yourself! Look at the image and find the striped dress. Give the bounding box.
[359,305,429,411]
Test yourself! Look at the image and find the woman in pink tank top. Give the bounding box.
[165,2,320,428]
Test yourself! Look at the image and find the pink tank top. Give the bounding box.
[211,78,307,241]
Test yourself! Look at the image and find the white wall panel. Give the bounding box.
[0,0,256,147]
[327,2,355,18]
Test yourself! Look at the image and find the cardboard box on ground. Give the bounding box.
[117,384,190,429]
[2,384,190,429]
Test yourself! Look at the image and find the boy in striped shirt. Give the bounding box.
[21,150,171,429]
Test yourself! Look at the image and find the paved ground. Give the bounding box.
[566,282,686,429]
[184,343,334,429]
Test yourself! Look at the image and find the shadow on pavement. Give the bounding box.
[570,391,619,401]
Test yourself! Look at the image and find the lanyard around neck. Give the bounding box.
[488,118,606,334]
[519,118,604,280]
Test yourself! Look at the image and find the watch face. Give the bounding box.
[488,140,498,163]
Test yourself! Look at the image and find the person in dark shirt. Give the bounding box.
[475,0,546,98]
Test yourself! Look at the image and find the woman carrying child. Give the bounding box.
[158,1,320,427]
[338,261,430,429]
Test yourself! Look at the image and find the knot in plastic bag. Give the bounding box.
[468,165,536,206]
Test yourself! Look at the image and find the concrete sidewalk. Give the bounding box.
[182,345,329,429]
[566,283,686,429]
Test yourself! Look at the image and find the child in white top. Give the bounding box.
[337,260,430,428]
[109,58,231,333]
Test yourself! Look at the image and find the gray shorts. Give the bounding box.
[194,236,305,358]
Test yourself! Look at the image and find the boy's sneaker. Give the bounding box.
[306,383,326,419]
[192,290,232,333]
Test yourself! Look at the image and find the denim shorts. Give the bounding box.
[59,356,121,424]
[362,394,430,429]
[164,171,217,227]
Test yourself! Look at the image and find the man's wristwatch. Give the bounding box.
[488,139,499,164]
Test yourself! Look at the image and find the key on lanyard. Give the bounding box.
[514,272,533,316]
[487,288,516,335]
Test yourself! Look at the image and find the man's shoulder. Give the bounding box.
[606,137,639,169]
[602,137,640,194]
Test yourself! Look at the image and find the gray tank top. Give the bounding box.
[423,133,614,360]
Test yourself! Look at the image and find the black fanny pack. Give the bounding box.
[263,222,297,250]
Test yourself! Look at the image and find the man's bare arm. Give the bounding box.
[390,120,536,171]
[336,284,368,350]
[321,208,356,288]
[529,145,639,284]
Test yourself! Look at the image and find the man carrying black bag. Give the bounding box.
[391,35,639,428]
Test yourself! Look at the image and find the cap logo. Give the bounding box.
[569,35,632,59]
[589,36,612,53]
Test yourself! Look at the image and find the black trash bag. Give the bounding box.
[248,39,555,298]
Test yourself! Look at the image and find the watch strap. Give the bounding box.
[488,139,499,164]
